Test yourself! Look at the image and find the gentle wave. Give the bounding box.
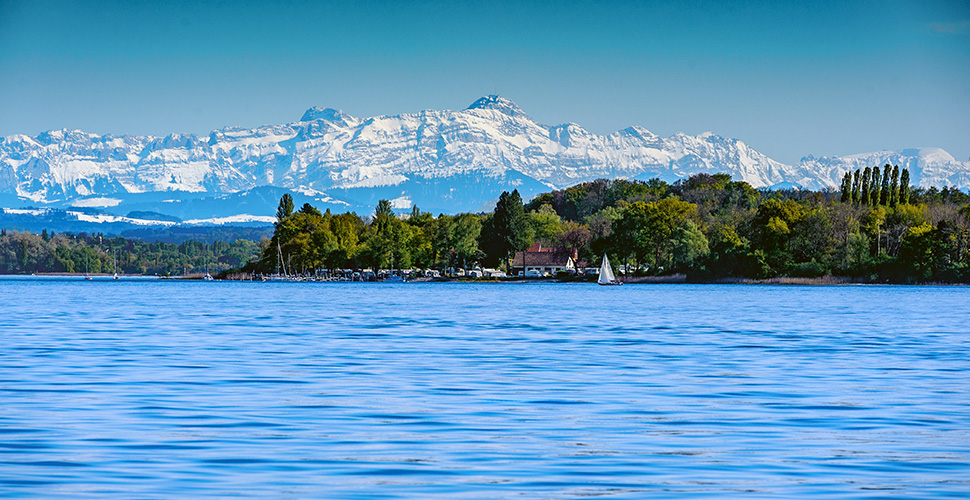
[1,282,968,498]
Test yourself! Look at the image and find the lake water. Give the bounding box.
[1,279,968,498]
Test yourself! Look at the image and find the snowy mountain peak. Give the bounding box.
[35,129,92,146]
[902,147,956,163]
[301,106,353,123]
[616,126,658,141]
[465,95,526,117]
[2,97,968,220]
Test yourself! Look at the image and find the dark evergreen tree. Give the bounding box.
[276,194,295,223]
[880,164,891,205]
[477,214,503,267]
[375,199,394,224]
[492,189,532,271]
[900,168,911,205]
[298,202,322,217]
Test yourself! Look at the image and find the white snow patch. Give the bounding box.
[340,174,409,189]
[182,214,277,225]
[292,186,328,197]
[916,147,956,163]
[13,187,51,203]
[389,196,412,210]
[68,211,178,226]
[314,196,350,206]
[70,197,122,208]
[3,208,50,216]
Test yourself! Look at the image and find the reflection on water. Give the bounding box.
[1,281,968,498]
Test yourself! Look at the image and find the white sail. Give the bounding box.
[598,254,616,285]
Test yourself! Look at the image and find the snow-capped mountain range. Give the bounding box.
[2,95,968,221]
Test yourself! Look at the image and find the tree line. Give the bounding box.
[3,169,968,283]
[253,171,970,283]
[839,164,910,207]
[0,229,261,276]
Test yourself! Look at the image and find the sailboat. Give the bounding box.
[264,241,288,281]
[384,253,404,282]
[203,243,214,281]
[597,254,622,286]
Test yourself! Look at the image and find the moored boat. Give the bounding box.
[597,254,622,286]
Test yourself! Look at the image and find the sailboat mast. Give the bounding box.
[277,241,283,277]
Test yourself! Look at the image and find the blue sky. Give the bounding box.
[1,0,968,164]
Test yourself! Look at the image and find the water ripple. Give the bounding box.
[0,281,968,498]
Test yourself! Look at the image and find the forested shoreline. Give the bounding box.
[250,167,970,283]
[3,167,969,283]
[0,230,261,276]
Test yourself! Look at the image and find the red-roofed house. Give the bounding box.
[511,244,578,276]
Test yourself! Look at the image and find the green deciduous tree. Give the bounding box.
[555,222,593,263]
[701,225,749,278]
[615,197,697,272]
[789,207,836,268]
[670,220,709,271]
[529,204,564,244]
[432,213,483,270]
[750,198,805,275]
[883,203,927,257]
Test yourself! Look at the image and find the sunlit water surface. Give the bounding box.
[1,279,968,498]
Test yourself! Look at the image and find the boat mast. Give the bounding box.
[278,241,289,278]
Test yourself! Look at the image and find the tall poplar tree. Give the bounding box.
[890,165,900,207]
[880,164,891,205]
[861,167,871,205]
[869,166,881,206]
[900,168,911,205]
[851,169,861,204]
[840,172,852,203]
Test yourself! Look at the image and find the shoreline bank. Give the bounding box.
[3,273,967,286]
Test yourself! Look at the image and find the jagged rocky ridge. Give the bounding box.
[2,95,968,219]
